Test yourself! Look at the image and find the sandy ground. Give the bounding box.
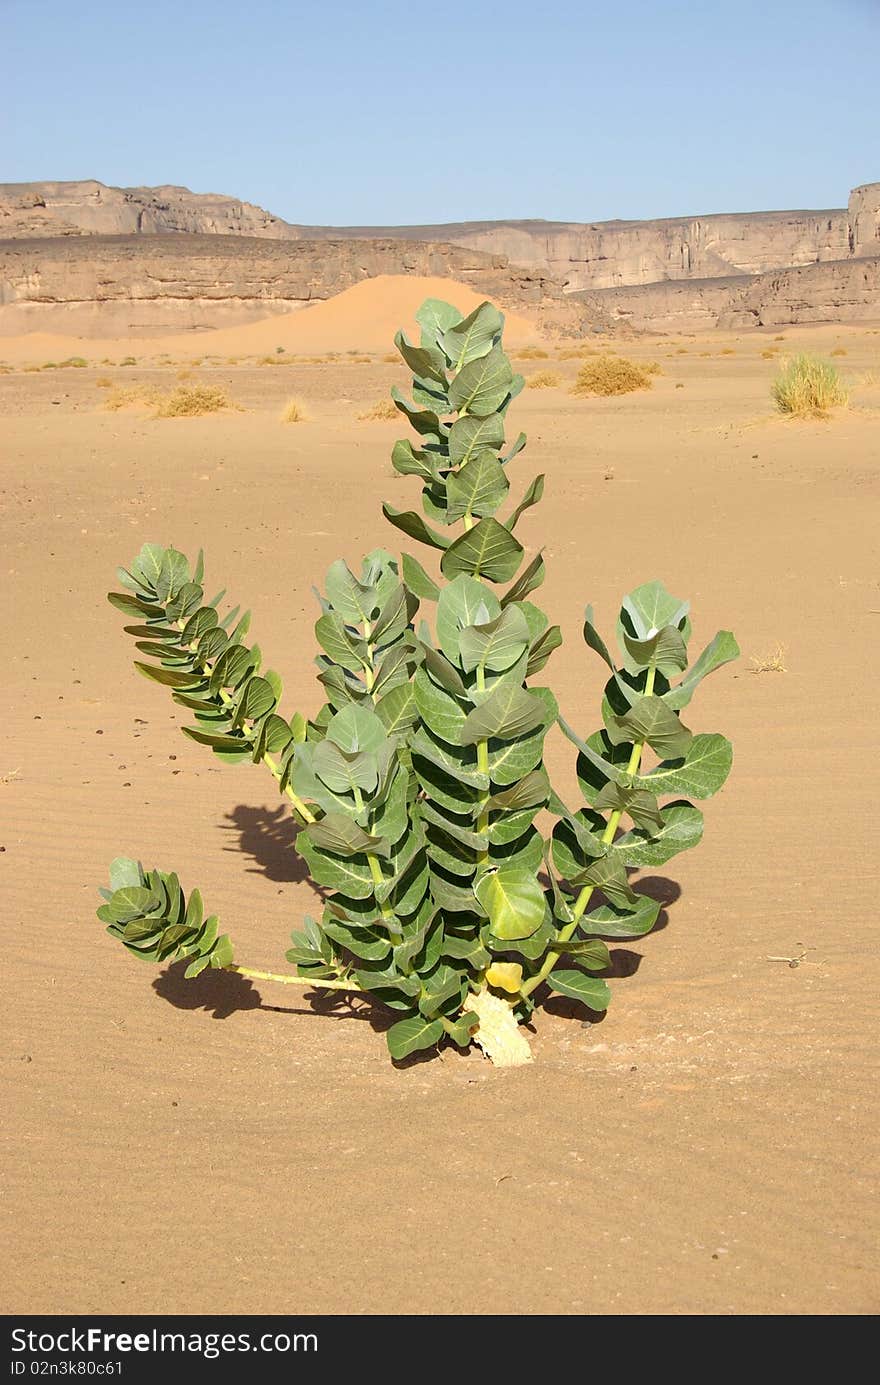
[2,293,879,1316]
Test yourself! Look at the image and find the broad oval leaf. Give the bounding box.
[441,518,524,584]
[475,865,546,940]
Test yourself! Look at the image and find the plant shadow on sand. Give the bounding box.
[221,803,316,885]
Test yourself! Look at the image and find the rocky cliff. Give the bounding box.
[0,233,583,337]
[2,178,877,291]
[577,257,880,331]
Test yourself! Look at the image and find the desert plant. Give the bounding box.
[281,399,308,424]
[830,347,847,357]
[515,347,549,360]
[527,371,562,389]
[572,356,655,397]
[772,354,848,418]
[155,386,232,418]
[98,298,737,1065]
[359,399,399,421]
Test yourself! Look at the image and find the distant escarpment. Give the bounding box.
[1,178,877,334]
[0,233,590,337]
[3,178,878,292]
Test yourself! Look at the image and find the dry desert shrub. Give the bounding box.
[515,346,549,360]
[280,399,308,424]
[353,356,372,364]
[177,368,195,381]
[258,355,283,366]
[95,377,114,388]
[772,355,848,419]
[773,334,786,342]
[557,343,602,360]
[750,644,787,674]
[572,356,656,397]
[155,385,232,418]
[676,348,689,354]
[359,399,398,421]
[120,356,137,367]
[830,347,847,357]
[527,370,562,389]
[382,353,399,364]
[104,386,163,412]
[22,364,41,373]
[719,348,736,356]
[761,349,777,359]
[105,384,234,417]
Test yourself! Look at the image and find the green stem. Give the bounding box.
[475,664,490,864]
[520,662,657,1000]
[227,965,361,992]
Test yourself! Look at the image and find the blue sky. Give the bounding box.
[3,0,878,225]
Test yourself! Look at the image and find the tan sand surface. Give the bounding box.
[2,318,879,1315]
[0,274,540,364]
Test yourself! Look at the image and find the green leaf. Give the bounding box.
[623,625,689,674]
[448,413,505,467]
[460,683,546,745]
[297,836,375,898]
[235,675,277,725]
[555,938,611,970]
[593,781,663,832]
[436,574,500,662]
[638,733,733,799]
[570,853,639,908]
[607,696,692,759]
[526,623,562,676]
[390,387,443,436]
[578,893,661,938]
[386,1014,444,1060]
[108,857,142,892]
[375,682,418,736]
[665,631,740,710]
[441,518,524,583]
[415,297,463,349]
[444,1012,480,1047]
[421,644,468,696]
[394,330,449,386]
[413,666,468,744]
[475,866,546,940]
[313,739,378,794]
[448,345,514,417]
[134,662,201,689]
[326,703,387,754]
[582,606,616,669]
[391,438,440,482]
[500,552,545,607]
[486,767,550,812]
[419,963,466,1018]
[304,813,387,858]
[459,604,530,674]
[182,727,248,750]
[441,301,505,369]
[401,552,440,602]
[381,504,451,551]
[315,612,366,673]
[505,474,545,532]
[620,581,690,641]
[546,969,611,1012]
[107,885,162,924]
[613,801,704,867]
[325,560,376,624]
[446,452,510,523]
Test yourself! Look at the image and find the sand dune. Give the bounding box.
[0,275,542,364]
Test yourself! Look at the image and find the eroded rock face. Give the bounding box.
[578,257,880,331]
[848,184,880,259]
[0,233,578,337]
[2,179,877,291]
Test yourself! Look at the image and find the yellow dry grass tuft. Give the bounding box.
[280,399,308,424]
[572,355,655,397]
[527,370,562,389]
[95,377,114,388]
[750,644,788,674]
[830,347,847,357]
[515,346,549,360]
[761,349,778,359]
[105,384,234,417]
[155,385,232,418]
[359,398,398,421]
[772,355,848,419]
